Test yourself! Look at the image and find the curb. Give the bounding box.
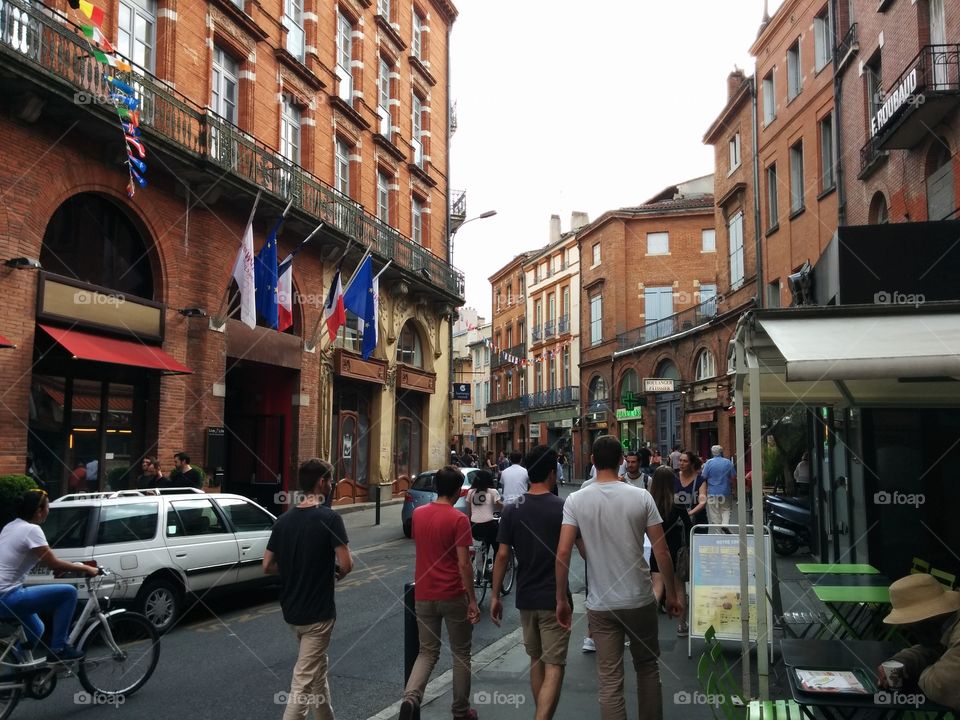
[333,498,406,516]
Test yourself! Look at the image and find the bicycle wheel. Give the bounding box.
[473,544,488,606]
[0,638,23,720]
[78,612,160,698]
[500,549,516,595]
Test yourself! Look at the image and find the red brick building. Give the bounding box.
[0,0,462,509]
[839,0,960,224]
[576,177,720,465]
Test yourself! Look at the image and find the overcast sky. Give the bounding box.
[449,0,784,316]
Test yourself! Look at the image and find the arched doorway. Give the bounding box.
[868,191,889,225]
[30,193,160,496]
[654,359,681,460]
[394,320,427,479]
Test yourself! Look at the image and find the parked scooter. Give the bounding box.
[764,493,812,556]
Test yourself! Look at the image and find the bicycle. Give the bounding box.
[0,568,160,719]
[470,527,516,607]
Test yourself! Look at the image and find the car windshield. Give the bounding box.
[411,473,436,492]
[43,506,91,549]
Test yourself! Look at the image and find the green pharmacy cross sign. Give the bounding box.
[621,391,640,410]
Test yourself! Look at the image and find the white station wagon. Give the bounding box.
[24,488,277,632]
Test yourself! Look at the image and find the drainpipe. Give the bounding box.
[751,76,765,306]
[446,21,455,442]
[832,0,847,227]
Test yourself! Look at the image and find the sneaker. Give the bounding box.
[581,637,596,652]
[677,623,689,637]
[399,697,420,720]
[47,645,84,663]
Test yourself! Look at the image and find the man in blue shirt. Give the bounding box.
[700,445,736,532]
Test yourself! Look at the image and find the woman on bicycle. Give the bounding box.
[465,470,502,555]
[0,489,98,661]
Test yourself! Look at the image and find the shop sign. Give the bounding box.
[476,427,491,437]
[870,68,918,138]
[490,420,511,433]
[529,425,541,439]
[616,407,644,420]
[643,378,676,393]
[452,383,470,400]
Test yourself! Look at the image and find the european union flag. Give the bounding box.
[254,216,284,328]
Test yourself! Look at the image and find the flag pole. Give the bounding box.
[373,260,392,281]
[342,247,373,294]
[304,237,354,352]
[211,189,262,329]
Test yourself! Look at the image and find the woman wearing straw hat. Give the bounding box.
[878,573,960,711]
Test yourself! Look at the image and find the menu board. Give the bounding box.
[689,529,773,645]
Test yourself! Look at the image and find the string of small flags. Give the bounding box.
[457,318,571,368]
[72,0,147,198]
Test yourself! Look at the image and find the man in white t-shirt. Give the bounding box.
[500,452,529,506]
[556,435,681,720]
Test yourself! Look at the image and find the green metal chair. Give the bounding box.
[910,557,931,574]
[930,568,957,589]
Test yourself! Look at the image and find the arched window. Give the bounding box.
[619,368,639,404]
[695,350,717,380]
[396,321,423,367]
[41,193,155,299]
[588,375,607,402]
[926,138,955,221]
[654,359,680,381]
[868,191,889,224]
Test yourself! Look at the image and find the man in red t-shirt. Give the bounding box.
[400,465,480,720]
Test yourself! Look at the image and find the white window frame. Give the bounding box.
[787,39,802,100]
[763,71,776,125]
[283,0,305,62]
[376,170,390,223]
[728,211,745,289]
[411,196,423,244]
[280,95,301,164]
[701,229,716,253]
[335,138,350,196]
[767,280,782,309]
[729,132,741,170]
[411,93,424,168]
[377,0,391,19]
[118,0,156,71]
[814,6,833,72]
[790,141,805,213]
[378,56,392,136]
[591,243,600,267]
[412,10,423,60]
[336,11,353,101]
[211,46,239,123]
[590,294,602,346]
[695,350,717,380]
[647,232,669,256]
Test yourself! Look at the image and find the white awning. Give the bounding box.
[756,313,960,382]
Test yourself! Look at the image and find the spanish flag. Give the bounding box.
[78,0,105,27]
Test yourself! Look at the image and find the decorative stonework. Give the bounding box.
[210,7,257,52]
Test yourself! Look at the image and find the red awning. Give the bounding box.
[0,334,14,348]
[39,324,192,375]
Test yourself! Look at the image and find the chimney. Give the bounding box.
[728,68,746,101]
[570,211,590,232]
[549,214,561,244]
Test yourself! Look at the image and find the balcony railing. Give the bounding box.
[0,0,464,299]
[834,22,858,73]
[616,297,718,353]
[491,343,525,369]
[558,314,570,334]
[524,386,579,411]
[543,320,555,338]
[486,396,525,418]
[531,325,542,343]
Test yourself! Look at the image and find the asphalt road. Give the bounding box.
[12,490,584,720]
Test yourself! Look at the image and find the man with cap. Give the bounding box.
[878,573,960,711]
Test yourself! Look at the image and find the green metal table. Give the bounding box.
[795,563,880,575]
[813,585,892,640]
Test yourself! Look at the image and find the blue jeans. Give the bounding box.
[0,584,79,651]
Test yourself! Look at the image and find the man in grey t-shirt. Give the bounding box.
[556,435,681,720]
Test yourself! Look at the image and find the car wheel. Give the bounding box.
[137,578,182,633]
[402,520,412,538]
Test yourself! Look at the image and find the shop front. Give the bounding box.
[490,419,513,457]
[686,409,718,460]
[615,406,644,452]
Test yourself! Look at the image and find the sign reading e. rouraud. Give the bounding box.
[643,378,676,393]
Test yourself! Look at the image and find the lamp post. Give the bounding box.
[448,209,497,261]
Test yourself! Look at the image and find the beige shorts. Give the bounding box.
[519,609,571,666]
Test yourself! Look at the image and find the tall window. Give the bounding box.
[590,294,602,346]
[378,56,392,136]
[534,299,543,338]
[396,322,422,367]
[762,70,776,124]
[869,191,889,224]
[117,0,156,71]
[699,283,718,315]
[561,287,569,321]
[377,0,391,19]
[562,346,570,386]
[283,0,305,61]
[767,280,782,308]
[701,229,716,253]
[335,138,350,196]
[376,170,390,223]
[787,39,802,99]
[819,113,835,191]
[411,197,423,244]
[647,232,669,255]
[728,211,745,289]
[814,5,833,72]
[729,132,741,170]
[766,164,779,230]
[695,350,717,380]
[865,53,883,134]
[411,93,424,168]
[592,243,600,266]
[411,9,424,60]
[280,96,301,164]
[790,141,805,213]
[336,11,353,101]
[211,46,238,123]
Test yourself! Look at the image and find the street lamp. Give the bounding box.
[449,209,497,259]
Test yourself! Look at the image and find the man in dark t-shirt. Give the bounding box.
[170,452,203,489]
[264,459,352,720]
[492,445,571,720]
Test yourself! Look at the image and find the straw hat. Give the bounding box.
[884,573,960,625]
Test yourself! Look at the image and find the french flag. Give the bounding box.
[323,268,346,340]
[277,255,294,332]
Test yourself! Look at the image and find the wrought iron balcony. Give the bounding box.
[491,343,525,369]
[543,320,555,338]
[486,396,525,418]
[523,386,579,411]
[0,0,464,300]
[834,22,858,73]
[531,325,542,343]
[558,314,570,334]
[616,296,719,353]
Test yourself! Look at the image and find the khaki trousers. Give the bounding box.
[283,619,336,720]
[403,597,473,716]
